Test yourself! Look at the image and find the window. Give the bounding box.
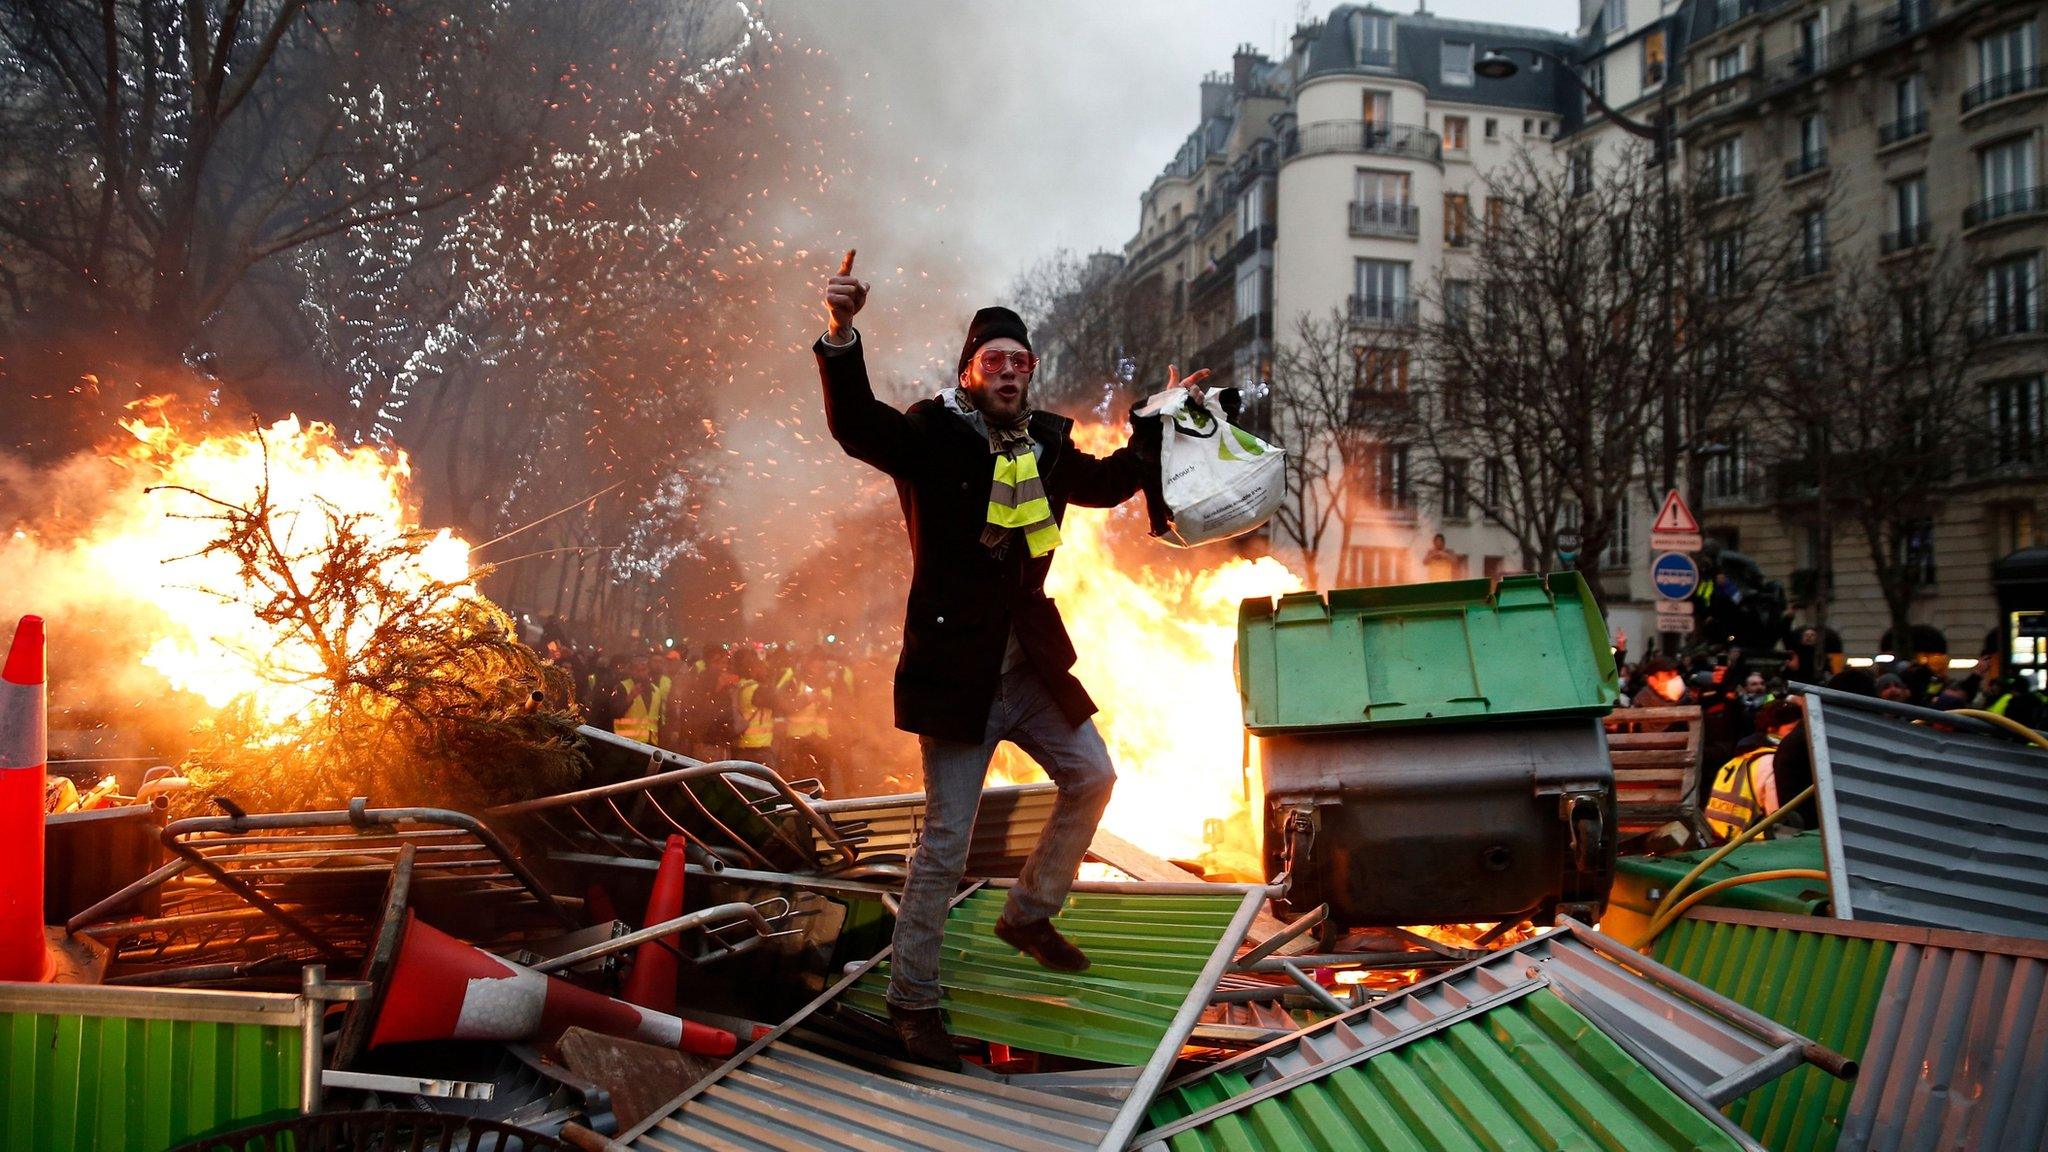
[1444,192,1470,246]
[1985,252,2042,336]
[1444,279,1472,330]
[1711,47,1745,85]
[1350,347,1410,396]
[1362,89,1391,126]
[1979,136,2038,220]
[1989,376,2045,466]
[1357,12,1395,63]
[1441,40,1475,86]
[1888,175,1927,250]
[1523,117,1535,135]
[1706,430,1749,500]
[1444,115,1468,151]
[1796,113,1826,167]
[1602,500,1632,569]
[1354,168,1411,207]
[1797,208,1828,275]
[1585,61,1607,115]
[1994,503,2040,555]
[1896,73,1926,123]
[1442,458,1471,520]
[1704,135,1744,197]
[1339,546,1411,585]
[1483,457,1505,509]
[1893,519,1937,587]
[1484,117,1499,140]
[1979,21,2039,90]
[1569,150,1594,197]
[1605,0,1627,33]
[1798,308,1831,374]
[1373,443,1413,508]
[1705,231,1742,297]
[1795,13,1827,72]
[1643,29,1667,86]
[1234,260,1265,322]
[1354,258,1411,321]
[1236,182,1264,239]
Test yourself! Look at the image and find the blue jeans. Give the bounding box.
[884,661,1116,1010]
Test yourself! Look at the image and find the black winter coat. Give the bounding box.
[816,333,1156,743]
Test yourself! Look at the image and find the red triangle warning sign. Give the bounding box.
[1652,490,1700,535]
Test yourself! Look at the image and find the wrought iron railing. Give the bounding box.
[1348,200,1420,238]
[1962,65,2046,113]
[1964,185,2048,230]
[1784,149,1828,180]
[1878,109,1927,146]
[1346,295,1419,327]
[1283,120,1442,165]
[1880,219,1930,254]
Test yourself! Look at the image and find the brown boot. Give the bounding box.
[994,916,1091,972]
[886,1003,963,1072]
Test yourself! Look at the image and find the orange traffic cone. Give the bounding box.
[622,835,689,1012]
[0,615,50,983]
[369,912,734,1056]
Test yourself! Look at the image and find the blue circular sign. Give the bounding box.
[1652,551,1700,600]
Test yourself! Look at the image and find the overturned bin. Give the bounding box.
[1239,573,1619,929]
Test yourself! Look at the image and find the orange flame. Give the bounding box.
[991,423,1304,880]
[85,401,471,726]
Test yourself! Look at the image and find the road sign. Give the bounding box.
[1651,551,1700,601]
[1650,489,1703,553]
[1656,597,1696,633]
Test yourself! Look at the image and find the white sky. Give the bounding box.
[778,0,1581,297]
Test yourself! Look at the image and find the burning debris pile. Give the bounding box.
[8,403,583,813]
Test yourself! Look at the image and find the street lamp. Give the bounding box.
[1478,42,1683,651]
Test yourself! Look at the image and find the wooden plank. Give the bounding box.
[1605,731,1692,749]
[1605,705,1703,727]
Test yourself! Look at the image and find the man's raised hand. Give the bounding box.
[1166,363,1213,406]
[824,249,868,341]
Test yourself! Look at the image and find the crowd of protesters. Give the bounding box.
[527,614,916,798]
[1612,624,2047,846]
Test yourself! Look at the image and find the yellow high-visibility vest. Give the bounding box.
[1705,746,1777,841]
[612,676,659,745]
[736,678,774,749]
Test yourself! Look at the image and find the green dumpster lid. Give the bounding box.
[1236,572,1618,734]
[1615,830,1831,917]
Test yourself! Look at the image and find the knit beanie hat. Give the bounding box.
[957,306,1032,377]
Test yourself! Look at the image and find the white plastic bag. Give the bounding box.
[1136,387,1286,548]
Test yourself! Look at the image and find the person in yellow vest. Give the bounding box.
[730,648,779,767]
[1705,702,1803,842]
[784,649,844,789]
[611,653,662,746]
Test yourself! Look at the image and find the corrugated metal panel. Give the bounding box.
[1140,989,1744,1152]
[1666,907,2048,1151]
[1843,939,2048,1151]
[1653,910,1899,1151]
[621,883,1266,1152]
[1806,691,2048,939]
[632,1019,1122,1151]
[843,888,1246,1067]
[812,783,1057,876]
[0,982,305,1152]
[1146,924,1815,1141]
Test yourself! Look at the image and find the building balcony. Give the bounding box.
[1783,149,1828,182]
[1962,66,2047,115]
[1792,248,1831,280]
[1880,219,1931,255]
[1695,172,1755,204]
[1283,120,1442,167]
[1963,185,2048,232]
[1877,109,1928,148]
[1349,200,1420,239]
[1347,295,1419,328]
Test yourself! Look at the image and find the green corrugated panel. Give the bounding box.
[1145,988,1742,1151]
[1613,832,1832,919]
[845,888,1242,1066]
[1653,915,1894,1151]
[1,1002,301,1152]
[1237,572,1617,734]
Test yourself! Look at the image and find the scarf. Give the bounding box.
[942,388,1060,558]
